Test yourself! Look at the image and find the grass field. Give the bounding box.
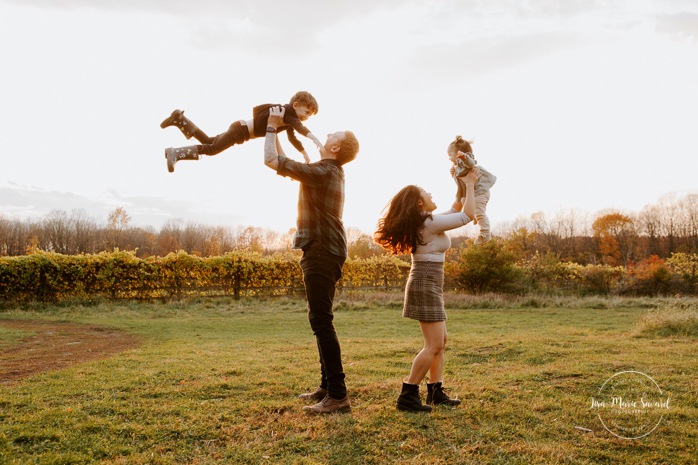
[0,327,31,351]
[0,294,696,464]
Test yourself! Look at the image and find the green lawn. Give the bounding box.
[0,327,31,351]
[0,296,696,464]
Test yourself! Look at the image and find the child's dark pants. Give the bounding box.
[194,120,251,156]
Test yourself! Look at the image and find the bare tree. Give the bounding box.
[658,194,679,254]
[106,207,131,250]
[678,194,698,252]
[182,222,206,255]
[158,219,184,255]
[0,215,10,256]
[127,226,158,257]
[204,232,222,257]
[234,226,264,253]
[71,209,98,254]
[638,204,662,256]
[42,210,73,254]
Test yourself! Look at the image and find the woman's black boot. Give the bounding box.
[426,381,461,406]
[397,382,432,412]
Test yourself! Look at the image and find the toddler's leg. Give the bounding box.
[160,109,211,142]
[197,121,251,156]
[473,189,492,245]
[164,146,200,173]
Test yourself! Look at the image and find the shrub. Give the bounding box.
[451,240,525,294]
[519,252,575,292]
[667,252,698,294]
[619,255,673,296]
[576,264,625,295]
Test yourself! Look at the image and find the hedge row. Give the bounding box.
[4,248,694,302]
[0,250,411,301]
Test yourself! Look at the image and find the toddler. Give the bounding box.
[160,91,324,172]
[447,136,497,244]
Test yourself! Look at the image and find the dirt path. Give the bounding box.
[0,319,141,384]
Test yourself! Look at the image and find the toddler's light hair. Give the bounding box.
[449,135,474,154]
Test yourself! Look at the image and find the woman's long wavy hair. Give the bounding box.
[374,185,429,255]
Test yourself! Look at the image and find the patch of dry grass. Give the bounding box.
[634,299,698,337]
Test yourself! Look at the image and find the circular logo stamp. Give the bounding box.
[590,371,670,439]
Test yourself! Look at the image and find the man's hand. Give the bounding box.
[268,106,285,129]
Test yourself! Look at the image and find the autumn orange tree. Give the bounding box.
[592,212,636,266]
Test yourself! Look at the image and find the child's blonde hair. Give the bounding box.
[449,135,474,154]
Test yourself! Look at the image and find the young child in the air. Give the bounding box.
[160,91,324,172]
[447,136,497,244]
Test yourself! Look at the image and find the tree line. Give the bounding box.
[1,193,696,264]
[490,193,697,265]
[0,207,294,257]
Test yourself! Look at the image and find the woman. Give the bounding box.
[374,169,479,412]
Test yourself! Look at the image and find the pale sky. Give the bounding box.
[1,0,697,236]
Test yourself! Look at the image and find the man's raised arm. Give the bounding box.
[264,106,286,171]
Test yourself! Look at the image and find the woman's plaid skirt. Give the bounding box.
[402,260,446,322]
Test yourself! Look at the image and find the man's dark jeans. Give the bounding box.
[300,241,347,399]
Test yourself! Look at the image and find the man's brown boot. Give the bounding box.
[298,387,328,401]
[303,395,351,414]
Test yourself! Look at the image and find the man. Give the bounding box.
[264,106,359,414]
